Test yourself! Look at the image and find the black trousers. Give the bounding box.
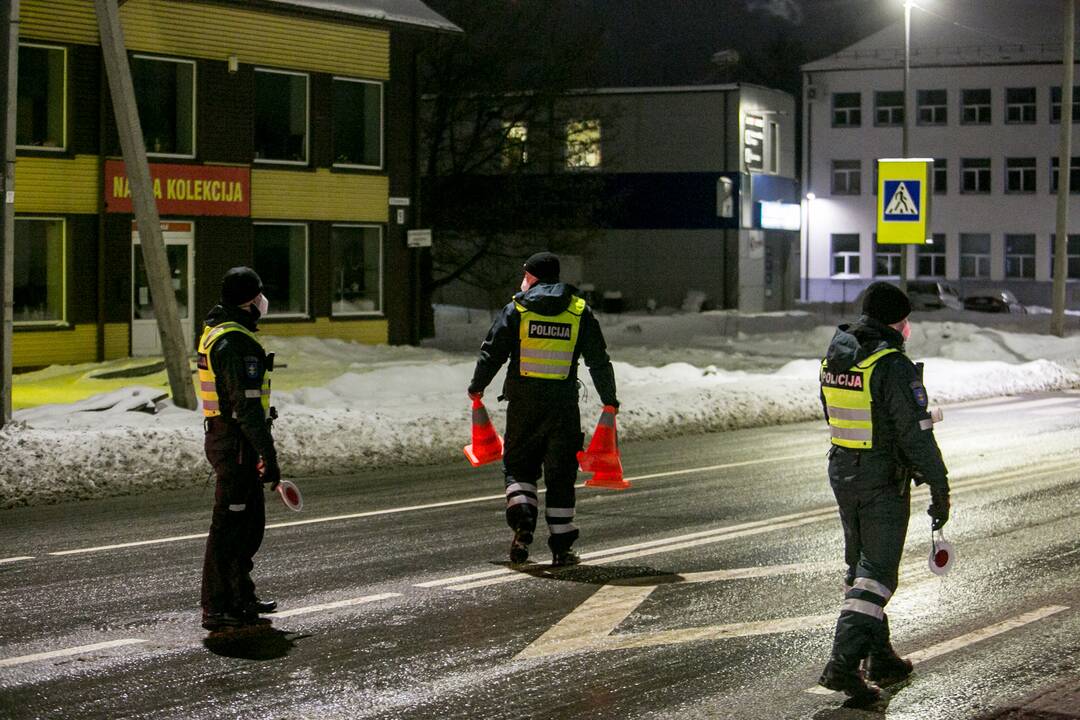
[826,448,910,668]
[200,423,266,616]
[502,399,584,553]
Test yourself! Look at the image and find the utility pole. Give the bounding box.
[898,0,912,293]
[0,0,18,429]
[94,0,196,409]
[1051,0,1076,338]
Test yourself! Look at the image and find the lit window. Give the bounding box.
[566,119,601,170]
[874,91,904,126]
[916,89,947,125]
[1005,87,1036,124]
[831,92,861,127]
[831,160,861,195]
[1050,86,1080,124]
[254,224,308,316]
[918,234,947,277]
[502,121,528,168]
[961,158,991,194]
[14,218,66,324]
[1005,234,1036,279]
[255,69,309,163]
[961,89,991,125]
[330,225,382,315]
[831,234,860,277]
[17,43,66,150]
[132,55,195,157]
[332,77,382,168]
[1005,157,1036,194]
[959,233,991,278]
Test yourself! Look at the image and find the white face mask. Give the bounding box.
[254,293,269,318]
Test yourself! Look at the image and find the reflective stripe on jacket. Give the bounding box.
[515,295,586,380]
[197,322,271,418]
[820,347,899,449]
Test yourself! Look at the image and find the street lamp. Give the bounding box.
[899,0,912,290]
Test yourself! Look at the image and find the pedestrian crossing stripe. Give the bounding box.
[883,180,920,221]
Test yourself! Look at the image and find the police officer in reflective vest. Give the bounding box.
[198,267,281,631]
[817,281,951,702]
[468,252,619,567]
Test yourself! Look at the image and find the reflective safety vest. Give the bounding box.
[515,295,586,380]
[197,322,271,419]
[820,347,899,449]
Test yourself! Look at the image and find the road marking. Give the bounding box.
[0,556,34,564]
[958,397,1078,414]
[806,605,1070,695]
[0,639,147,668]
[274,592,401,618]
[50,533,208,556]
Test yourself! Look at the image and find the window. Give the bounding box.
[960,233,991,278]
[831,160,861,195]
[1005,234,1036,279]
[566,119,601,170]
[1051,86,1080,124]
[961,88,991,124]
[255,69,308,163]
[917,89,947,125]
[918,234,947,277]
[831,234,860,277]
[253,223,308,316]
[874,237,901,277]
[1051,156,1080,193]
[13,218,65,324]
[1005,87,1036,124]
[874,91,904,126]
[502,121,528,168]
[330,225,382,315]
[332,77,382,168]
[933,158,947,195]
[1050,234,1080,279]
[961,158,991,194]
[832,92,861,127]
[1005,157,1036,194]
[131,55,195,157]
[872,162,878,196]
[17,43,66,150]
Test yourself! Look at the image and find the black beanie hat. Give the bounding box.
[862,281,912,325]
[221,266,263,306]
[523,251,560,284]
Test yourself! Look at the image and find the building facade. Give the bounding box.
[801,0,1080,307]
[427,84,800,313]
[13,0,459,368]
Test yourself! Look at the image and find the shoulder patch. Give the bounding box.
[910,381,928,409]
[244,356,261,380]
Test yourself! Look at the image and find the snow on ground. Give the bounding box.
[2,306,1079,507]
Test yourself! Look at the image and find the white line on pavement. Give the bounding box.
[274,592,401,618]
[0,639,147,668]
[0,556,34,564]
[805,605,1070,695]
[957,397,1079,414]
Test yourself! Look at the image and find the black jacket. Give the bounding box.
[203,304,277,465]
[468,282,618,408]
[821,315,947,491]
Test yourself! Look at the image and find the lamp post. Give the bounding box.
[899,0,912,291]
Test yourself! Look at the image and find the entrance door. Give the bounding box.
[132,221,195,357]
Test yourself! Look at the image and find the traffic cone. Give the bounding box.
[578,405,629,490]
[464,397,504,467]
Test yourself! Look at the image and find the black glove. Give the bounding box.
[927,489,950,531]
[260,459,281,491]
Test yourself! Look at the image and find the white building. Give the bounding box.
[801,0,1079,307]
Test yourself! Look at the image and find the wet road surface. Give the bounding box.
[1,391,1078,719]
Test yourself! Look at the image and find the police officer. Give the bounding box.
[199,267,281,631]
[817,281,951,702]
[468,252,619,567]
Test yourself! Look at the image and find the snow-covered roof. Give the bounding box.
[260,0,462,33]
[803,0,1068,72]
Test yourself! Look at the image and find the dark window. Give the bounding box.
[918,234,947,277]
[875,91,904,126]
[330,225,382,315]
[917,89,947,125]
[933,158,947,195]
[17,44,66,150]
[1050,86,1080,124]
[132,55,195,156]
[13,218,66,324]
[831,160,861,195]
[832,92,861,127]
[1050,234,1080,279]
[1005,157,1036,194]
[255,69,308,163]
[332,78,382,167]
[961,88,991,124]
[1050,157,1080,194]
[831,234,860,276]
[253,224,308,315]
[874,237,901,277]
[1005,234,1036,279]
[960,233,991,278]
[961,158,991,194]
[1005,87,1036,124]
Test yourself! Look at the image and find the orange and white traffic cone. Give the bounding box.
[577,405,629,490]
[464,397,504,467]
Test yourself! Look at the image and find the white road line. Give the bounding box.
[50,533,208,556]
[806,605,1070,695]
[274,592,401,618]
[958,397,1079,414]
[626,452,819,483]
[0,639,147,668]
[516,584,656,659]
[0,556,34,564]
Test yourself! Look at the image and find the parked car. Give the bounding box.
[908,281,963,311]
[962,289,1026,314]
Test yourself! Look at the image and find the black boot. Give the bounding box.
[866,646,913,686]
[551,548,580,567]
[509,530,532,564]
[818,659,881,704]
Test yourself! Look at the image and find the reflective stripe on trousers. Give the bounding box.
[545,506,576,534]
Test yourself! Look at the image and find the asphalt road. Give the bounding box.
[1,391,1078,719]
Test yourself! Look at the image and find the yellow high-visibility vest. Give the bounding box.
[820,347,899,449]
[515,296,586,380]
[197,322,271,419]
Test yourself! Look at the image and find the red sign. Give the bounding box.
[105,160,251,216]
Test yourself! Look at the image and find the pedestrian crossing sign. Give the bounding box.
[877,158,932,244]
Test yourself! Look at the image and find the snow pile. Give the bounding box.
[3,311,1079,507]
